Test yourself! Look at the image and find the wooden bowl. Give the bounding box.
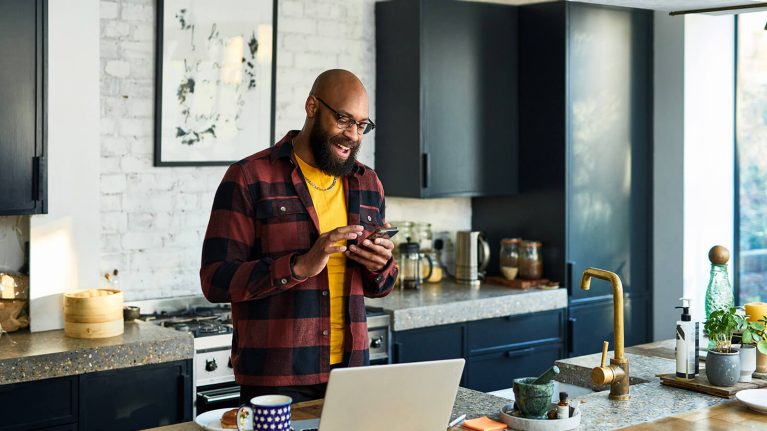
[63,288,124,338]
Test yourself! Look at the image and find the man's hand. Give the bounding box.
[292,225,364,279]
[345,223,395,272]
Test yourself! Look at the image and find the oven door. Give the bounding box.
[196,382,241,414]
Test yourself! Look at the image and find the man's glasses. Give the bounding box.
[315,97,376,135]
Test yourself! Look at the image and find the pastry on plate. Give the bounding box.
[220,408,239,429]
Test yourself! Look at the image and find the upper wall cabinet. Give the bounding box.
[375,0,518,198]
[0,0,47,215]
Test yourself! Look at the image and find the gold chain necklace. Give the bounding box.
[305,175,337,192]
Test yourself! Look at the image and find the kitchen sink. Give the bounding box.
[487,381,594,402]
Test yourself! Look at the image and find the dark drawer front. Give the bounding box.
[466,343,563,392]
[393,324,464,364]
[467,309,564,354]
[0,376,77,430]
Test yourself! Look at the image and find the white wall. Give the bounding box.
[29,0,101,332]
[652,13,735,339]
[97,0,471,301]
[653,12,686,341]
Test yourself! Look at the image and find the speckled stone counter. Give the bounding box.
[550,340,730,430]
[0,321,193,385]
[365,279,567,331]
[144,387,511,431]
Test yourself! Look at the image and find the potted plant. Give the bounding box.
[740,315,767,382]
[704,307,743,387]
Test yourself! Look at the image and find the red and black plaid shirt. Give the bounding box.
[200,131,398,387]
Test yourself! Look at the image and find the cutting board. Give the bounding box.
[486,276,550,290]
[657,373,767,398]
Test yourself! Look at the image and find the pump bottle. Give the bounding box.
[675,298,699,379]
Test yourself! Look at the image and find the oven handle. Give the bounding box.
[199,389,241,403]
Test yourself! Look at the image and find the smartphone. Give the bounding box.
[364,227,398,242]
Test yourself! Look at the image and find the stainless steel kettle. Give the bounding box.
[455,231,490,285]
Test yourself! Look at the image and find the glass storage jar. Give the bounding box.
[413,222,433,251]
[519,240,543,280]
[389,221,414,261]
[499,238,521,280]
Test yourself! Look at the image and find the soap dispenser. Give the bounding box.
[675,298,699,379]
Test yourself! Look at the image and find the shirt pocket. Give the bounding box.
[255,197,311,255]
[359,205,384,237]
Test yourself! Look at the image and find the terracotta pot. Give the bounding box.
[757,349,767,373]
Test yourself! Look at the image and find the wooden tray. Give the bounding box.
[486,276,550,290]
[657,373,767,398]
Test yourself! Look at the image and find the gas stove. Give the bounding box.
[137,306,233,338]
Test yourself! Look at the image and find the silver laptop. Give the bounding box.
[292,358,465,431]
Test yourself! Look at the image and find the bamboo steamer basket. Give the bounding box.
[63,288,124,338]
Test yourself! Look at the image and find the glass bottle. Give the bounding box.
[499,238,521,280]
[705,245,734,320]
[519,241,543,280]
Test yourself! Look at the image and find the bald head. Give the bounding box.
[310,69,367,101]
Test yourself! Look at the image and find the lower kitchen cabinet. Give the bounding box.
[391,309,565,392]
[0,360,192,431]
[0,375,77,430]
[79,360,192,430]
[466,343,563,392]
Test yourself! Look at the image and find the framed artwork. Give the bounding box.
[154,0,277,166]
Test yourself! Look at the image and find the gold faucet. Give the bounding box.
[580,267,630,401]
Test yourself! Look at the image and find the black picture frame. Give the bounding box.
[153,0,277,167]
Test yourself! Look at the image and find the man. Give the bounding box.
[200,69,398,403]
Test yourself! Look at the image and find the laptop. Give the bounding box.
[292,358,465,431]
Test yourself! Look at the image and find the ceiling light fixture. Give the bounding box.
[669,2,767,16]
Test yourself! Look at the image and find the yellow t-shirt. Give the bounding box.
[295,153,348,365]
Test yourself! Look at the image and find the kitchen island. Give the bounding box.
[146,339,767,430]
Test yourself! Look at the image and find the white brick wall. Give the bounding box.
[99,0,469,300]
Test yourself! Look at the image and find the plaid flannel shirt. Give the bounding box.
[200,131,398,386]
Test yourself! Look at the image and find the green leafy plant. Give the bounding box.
[705,307,746,353]
[741,314,767,355]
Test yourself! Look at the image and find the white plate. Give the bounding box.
[194,408,252,431]
[736,388,767,414]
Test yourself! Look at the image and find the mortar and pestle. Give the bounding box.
[512,365,559,419]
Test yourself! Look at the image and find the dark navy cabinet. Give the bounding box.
[0,0,47,215]
[0,360,192,431]
[392,309,565,392]
[473,1,653,357]
[375,0,518,198]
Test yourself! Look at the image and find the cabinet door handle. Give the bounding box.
[32,156,41,201]
[566,261,574,295]
[567,317,577,356]
[393,342,403,363]
[422,153,429,189]
[506,347,535,358]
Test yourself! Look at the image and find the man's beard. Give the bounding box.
[308,122,360,177]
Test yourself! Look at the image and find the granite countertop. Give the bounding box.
[554,339,730,430]
[366,278,567,331]
[144,387,511,431]
[0,320,194,385]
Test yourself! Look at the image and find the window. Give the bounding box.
[736,12,767,304]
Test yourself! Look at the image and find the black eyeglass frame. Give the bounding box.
[314,96,376,135]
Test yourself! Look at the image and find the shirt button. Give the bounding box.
[280,278,288,285]
[367,215,372,222]
[280,206,287,212]
[322,290,328,296]
[322,330,329,336]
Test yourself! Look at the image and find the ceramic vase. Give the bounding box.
[739,345,757,383]
[706,348,741,387]
[756,350,767,373]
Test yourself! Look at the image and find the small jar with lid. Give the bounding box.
[499,238,521,280]
[519,240,543,280]
[413,222,433,251]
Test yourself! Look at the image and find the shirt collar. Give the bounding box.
[271,130,366,176]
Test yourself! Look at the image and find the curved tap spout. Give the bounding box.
[580,267,629,400]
